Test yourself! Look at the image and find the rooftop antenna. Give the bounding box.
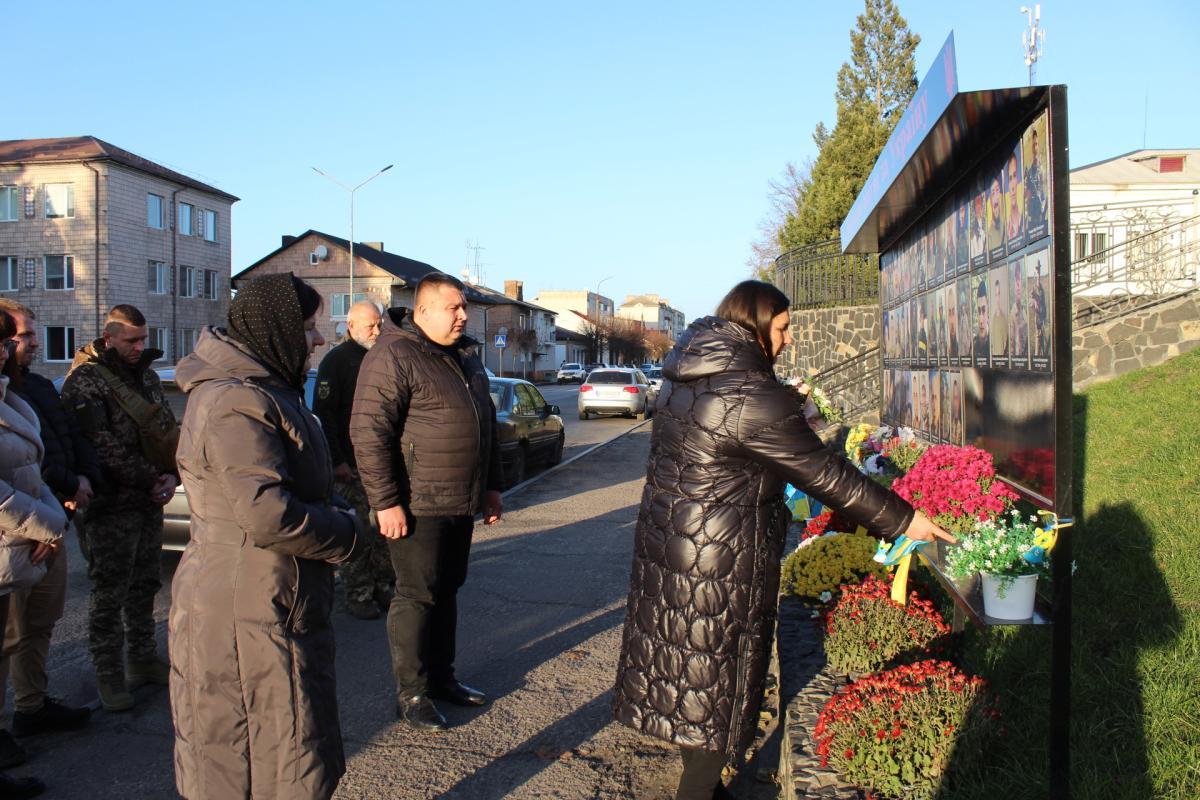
[464,238,486,287]
[1020,4,1045,86]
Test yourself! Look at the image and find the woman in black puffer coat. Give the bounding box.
[612,281,954,800]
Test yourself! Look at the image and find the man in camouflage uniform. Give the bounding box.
[314,300,394,620]
[60,305,177,712]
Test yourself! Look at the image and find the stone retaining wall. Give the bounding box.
[1072,292,1200,389]
[783,305,879,378]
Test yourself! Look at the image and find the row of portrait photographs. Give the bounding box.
[881,369,964,446]
[880,109,1051,308]
[881,240,1054,373]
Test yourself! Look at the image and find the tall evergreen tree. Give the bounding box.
[776,0,919,251]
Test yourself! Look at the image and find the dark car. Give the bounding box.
[489,377,565,488]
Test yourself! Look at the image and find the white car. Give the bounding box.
[556,362,587,383]
[578,368,652,420]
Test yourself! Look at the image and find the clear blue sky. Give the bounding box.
[8,0,1197,323]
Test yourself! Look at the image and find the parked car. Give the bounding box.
[489,377,565,487]
[643,367,664,409]
[556,362,587,384]
[156,368,319,551]
[577,368,652,420]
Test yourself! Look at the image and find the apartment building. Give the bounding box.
[617,293,686,340]
[0,136,237,377]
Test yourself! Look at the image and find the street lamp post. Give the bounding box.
[312,164,393,309]
[595,275,614,363]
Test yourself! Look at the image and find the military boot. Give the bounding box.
[126,656,171,688]
[97,677,135,712]
[346,597,382,620]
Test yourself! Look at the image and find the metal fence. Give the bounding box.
[773,238,879,310]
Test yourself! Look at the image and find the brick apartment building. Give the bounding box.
[0,136,237,377]
[235,231,557,377]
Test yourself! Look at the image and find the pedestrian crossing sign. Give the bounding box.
[494,334,507,348]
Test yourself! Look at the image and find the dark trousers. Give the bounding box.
[676,747,726,800]
[385,515,473,697]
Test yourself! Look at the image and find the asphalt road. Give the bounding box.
[9,416,683,798]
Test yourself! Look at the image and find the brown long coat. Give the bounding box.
[168,329,360,800]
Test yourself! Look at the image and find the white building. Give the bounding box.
[531,288,614,362]
[1070,149,1200,296]
[616,293,686,340]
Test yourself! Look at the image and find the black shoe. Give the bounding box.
[0,772,46,799]
[429,680,487,707]
[0,730,27,769]
[396,695,448,731]
[12,698,93,737]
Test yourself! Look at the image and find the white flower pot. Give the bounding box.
[980,572,1038,620]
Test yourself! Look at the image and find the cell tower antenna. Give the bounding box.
[1020,5,1046,86]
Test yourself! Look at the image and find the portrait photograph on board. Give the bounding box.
[955,190,970,273]
[989,262,1011,369]
[986,162,1007,263]
[957,274,972,366]
[1027,241,1054,371]
[971,271,990,368]
[1024,111,1051,241]
[1008,255,1029,368]
[1005,143,1026,253]
[970,173,988,269]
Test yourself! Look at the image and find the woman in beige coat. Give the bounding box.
[0,310,65,799]
[168,275,362,800]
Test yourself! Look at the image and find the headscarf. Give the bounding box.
[227,273,309,390]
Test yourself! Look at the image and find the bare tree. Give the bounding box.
[643,330,673,362]
[513,328,539,379]
[748,161,811,279]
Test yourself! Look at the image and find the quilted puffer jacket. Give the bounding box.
[612,316,914,756]
[350,307,502,517]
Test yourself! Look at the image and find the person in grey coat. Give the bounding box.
[168,274,362,800]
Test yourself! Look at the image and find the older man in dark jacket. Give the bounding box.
[350,272,503,731]
[0,300,95,768]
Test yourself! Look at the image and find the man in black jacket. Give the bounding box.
[350,273,503,731]
[313,300,394,620]
[0,300,94,768]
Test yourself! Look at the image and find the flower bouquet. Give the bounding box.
[785,376,842,428]
[944,509,1054,620]
[891,445,1018,537]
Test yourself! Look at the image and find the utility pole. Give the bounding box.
[1021,5,1046,86]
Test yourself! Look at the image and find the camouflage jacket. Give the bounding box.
[60,340,175,514]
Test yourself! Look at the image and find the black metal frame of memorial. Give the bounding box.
[840,34,1073,797]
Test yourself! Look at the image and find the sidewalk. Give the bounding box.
[333,424,683,799]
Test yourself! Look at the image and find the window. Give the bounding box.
[179,265,195,297]
[149,327,170,360]
[201,269,218,300]
[0,257,17,292]
[202,209,217,242]
[44,255,74,290]
[178,202,193,235]
[1088,232,1108,263]
[0,186,17,222]
[44,326,76,362]
[44,184,74,219]
[148,261,169,294]
[331,292,367,318]
[147,194,164,228]
[177,328,197,358]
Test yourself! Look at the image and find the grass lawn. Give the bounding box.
[934,346,1200,799]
